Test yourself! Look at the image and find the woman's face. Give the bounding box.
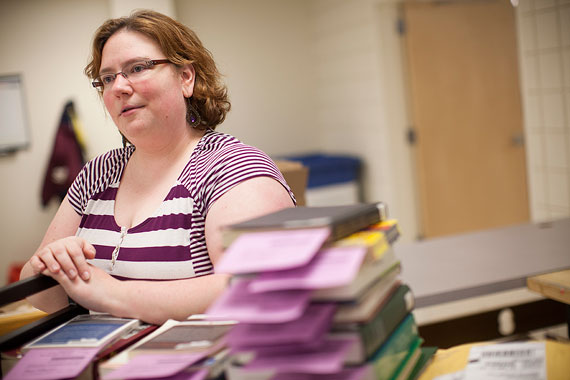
[100,30,194,147]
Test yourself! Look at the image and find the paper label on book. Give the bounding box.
[215,228,330,274]
[247,246,367,293]
[463,342,546,380]
[225,303,336,347]
[206,279,311,323]
[243,337,356,374]
[4,347,99,380]
[271,366,372,380]
[434,342,547,380]
[102,353,207,380]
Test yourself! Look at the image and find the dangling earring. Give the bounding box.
[186,99,202,129]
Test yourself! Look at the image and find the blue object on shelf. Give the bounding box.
[282,153,361,189]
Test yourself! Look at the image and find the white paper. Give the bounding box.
[434,371,465,380]
[464,342,546,380]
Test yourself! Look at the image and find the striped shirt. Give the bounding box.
[67,130,294,281]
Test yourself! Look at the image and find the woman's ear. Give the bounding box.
[181,63,196,98]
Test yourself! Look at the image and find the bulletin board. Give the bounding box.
[0,74,30,154]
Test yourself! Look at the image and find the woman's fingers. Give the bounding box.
[33,237,96,281]
[29,255,47,274]
[35,246,61,274]
[69,239,94,280]
[50,243,79,279]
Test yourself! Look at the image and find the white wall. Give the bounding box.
[311,0,418,240]
[176,0,419,239]
[175,0,319,156]
[516,0,570,221]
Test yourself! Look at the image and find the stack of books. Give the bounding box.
[207,203,436,380]
[98,317,237,380]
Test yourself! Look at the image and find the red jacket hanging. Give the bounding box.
[41,100,86,206]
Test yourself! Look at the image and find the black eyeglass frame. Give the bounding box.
[91,59,172,89]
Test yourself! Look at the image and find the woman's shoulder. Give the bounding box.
[197,129,267,158]
[197,129,242,150]
[68,146,134,214]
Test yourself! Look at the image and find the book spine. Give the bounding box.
[389,336,423,380]
[331,210,381,241]
[359,285,414,358]
[368,313,419,380]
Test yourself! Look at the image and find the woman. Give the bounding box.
[20,10,295,324]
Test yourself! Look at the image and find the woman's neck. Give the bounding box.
[128,127,206,180]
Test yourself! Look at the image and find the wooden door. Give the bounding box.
[403,0,529,238]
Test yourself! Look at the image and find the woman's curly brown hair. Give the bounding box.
[85,9,230,130]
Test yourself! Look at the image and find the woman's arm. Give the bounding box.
[204,176,295,263]
[20,196,95,312]
[49,176,294,324]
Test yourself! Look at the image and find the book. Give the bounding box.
[330,284,415,362]
[130,320,234,355]
[311,248,400,302]
[215,227,330,275]
[95,323,158,362]
[22,314,139,351]
[206,279,312,323]
[224,303,336,348]
[417,340,568,380]
[246,245,368,293]
[390,336,423,380]
[80,323,159,380]
[405,346,437,380]
[368,313,420,380]
[333,267,401,324]
[366,219,400,245]
[332,229,393,263]
[228,336,357,376]
[222,203,385,248]
[98,319,236,378]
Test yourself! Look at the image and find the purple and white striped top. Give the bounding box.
[67,130,295,281]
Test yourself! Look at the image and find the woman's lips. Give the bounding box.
[121,105,143,116]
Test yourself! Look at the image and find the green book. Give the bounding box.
[369,313,419,380]
[406,346,438,380]
[390,337,423,380]
[332,284,415,360]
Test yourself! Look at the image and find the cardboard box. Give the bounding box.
[274,160,309,206]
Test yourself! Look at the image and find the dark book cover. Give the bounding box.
[223,203,385,246]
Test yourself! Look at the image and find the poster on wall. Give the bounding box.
[0,74,30,154]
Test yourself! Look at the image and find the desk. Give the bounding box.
[394,218,570,346]
[527,269,570,334]
[527,269,570,305]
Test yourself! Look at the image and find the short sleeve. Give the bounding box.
[66,146,133,215]
[195,141,296,214]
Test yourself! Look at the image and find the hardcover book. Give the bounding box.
[331,284,415,362]
[23,314,139,351]
[222,203,385,247]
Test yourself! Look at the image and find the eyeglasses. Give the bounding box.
[92,59,171,92]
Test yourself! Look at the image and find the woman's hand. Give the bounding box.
[30,236,96,281]
[50,265,120,314]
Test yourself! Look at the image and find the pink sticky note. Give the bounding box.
[206,279,311,323]
[243,337,356,374]
[162,369,209,380]
[270,366,373,380]
[4,347,100,380]
[102,353,207,380]
[248,246,367,293]
[225,303,336,347]
[215,228,330,274]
